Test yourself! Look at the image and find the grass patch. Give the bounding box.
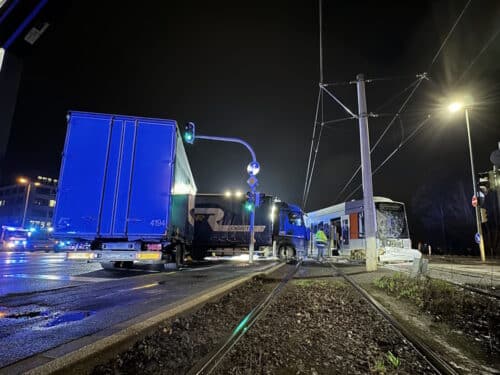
[293,279,345,289]
[374,273,500,356]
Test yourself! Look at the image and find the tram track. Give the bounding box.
[188,259,458,375]
[325,261,459,375]
[187,260,303,375]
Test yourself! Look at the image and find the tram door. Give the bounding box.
[341,215,350,247]
[330,219,341,255]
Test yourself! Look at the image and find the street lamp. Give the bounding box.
[447,100,486,262]
[17,177,32,228]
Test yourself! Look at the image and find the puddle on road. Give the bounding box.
[45,310,96,327]
[1,305,96,329]
[5,311,43,319]
[0,305,49,320]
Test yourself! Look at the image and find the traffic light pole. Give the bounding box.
[464,108,486,262]
[194,134,258,264]
[356,74,378,272]
[248,189,256,264]
[196,135,256,163]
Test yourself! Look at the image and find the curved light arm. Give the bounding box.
[196,135,256,163]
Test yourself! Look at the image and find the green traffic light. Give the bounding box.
[244,201,254,212]
[184,133,193,143]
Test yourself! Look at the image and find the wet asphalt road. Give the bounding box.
[0,251,278,369]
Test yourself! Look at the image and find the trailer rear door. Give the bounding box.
[53,112,177,241]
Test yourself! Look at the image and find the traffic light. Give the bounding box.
[184,122,195,144]
[245,191,255,212]
[477,170,499,206]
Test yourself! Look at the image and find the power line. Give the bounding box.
[334,74,427,202]
[344,115,432,201]
[374,77,421,112]
[456,26,500,84]
[302,87,322,206]
[322,116,357,128]
[427,0,473,71]
[335,1,472,203]
[303,89,325,207]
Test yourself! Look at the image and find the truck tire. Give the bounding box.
[279,245,295,261]
[100,262,116,270]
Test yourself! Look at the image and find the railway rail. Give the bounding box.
[188,259,458,375]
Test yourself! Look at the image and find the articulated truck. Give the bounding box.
[192,194,309,260]
[53,111,196,269]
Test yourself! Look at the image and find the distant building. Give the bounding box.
[0,176,58,229]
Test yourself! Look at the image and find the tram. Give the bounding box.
[307,197,420,261]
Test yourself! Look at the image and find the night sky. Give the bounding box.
[4,0,500,250]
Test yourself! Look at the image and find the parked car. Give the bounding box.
[25,229,57,251]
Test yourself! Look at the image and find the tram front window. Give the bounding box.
[375,202,409,239]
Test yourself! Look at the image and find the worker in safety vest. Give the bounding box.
[315,227,328,260]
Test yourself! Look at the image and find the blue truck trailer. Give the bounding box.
[192,194,309,260]
[53,111,196,269]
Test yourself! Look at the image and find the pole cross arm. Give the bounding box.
[196,135,257,163]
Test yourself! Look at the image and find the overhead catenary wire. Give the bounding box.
[427,0,473,71]
[335,0,472,203]
[343,115,432,201]
[373,77,422,113]
[304,0,471,208]
[322,116,357,128]
[456,26,500,84]
[334,75,426,202]
[303,89,325,207]
[302,87,322,206]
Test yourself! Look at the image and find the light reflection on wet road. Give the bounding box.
[0,251,278,370]
[0,252,109,296]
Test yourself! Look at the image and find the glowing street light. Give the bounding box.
[447,102,463,113]
[17,177,28,184]
[447,98,486,262]
[224,190,232,198]
[235,190,243,198]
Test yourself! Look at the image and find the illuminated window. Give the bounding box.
[49,200,56,207]
[0,200,5,206]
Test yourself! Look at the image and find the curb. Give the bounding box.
[3,261,285,375]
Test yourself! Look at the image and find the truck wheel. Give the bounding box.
[175,244,184,268]
[279,245,295,261]
[100,262,116,270]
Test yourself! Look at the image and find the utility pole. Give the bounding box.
[356,74,378,271]
[21,182,32,228]
[464,108,486,262]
